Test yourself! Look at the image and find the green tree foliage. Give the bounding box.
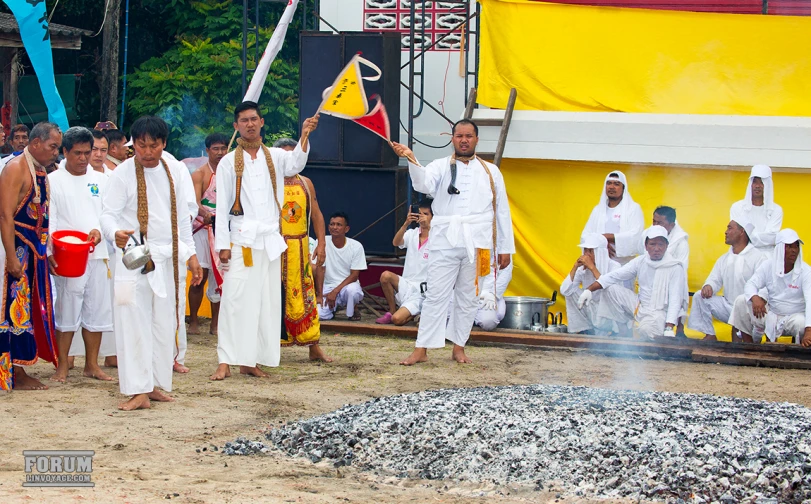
[127,0,300,157]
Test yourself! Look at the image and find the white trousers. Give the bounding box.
[474,298,506,331]
[175,271,188,365]
[395,277,423,316]
[596,284,670,339]
[729,294,806,343]
[217,246,281,367]
[416,247,478,349]
[318,281,364,320]
[114,256,179,395]
[687,295,732,336]
[564,289,615,334]
[68,252,117,358]
[191,230,220,303]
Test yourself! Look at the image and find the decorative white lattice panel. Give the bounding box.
[363,0,469,50]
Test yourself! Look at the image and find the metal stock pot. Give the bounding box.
[499,291,557,331]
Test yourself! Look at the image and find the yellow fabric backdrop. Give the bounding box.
[478,0,811,115]
[502,160,811,337]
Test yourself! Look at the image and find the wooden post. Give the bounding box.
[9,49,18,126]
[99,0,121,123]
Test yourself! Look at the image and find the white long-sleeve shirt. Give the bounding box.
[162,152,198,220]
[582,199,644,262]
[730,200,783,252]
[703,244,765,304]
[215,143,308,260]
[597,255,684,325]
[49,168,109,260]
[560,259,621,299]
[408,156,514,258]
[744,260,811,320]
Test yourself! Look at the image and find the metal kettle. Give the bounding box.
[546,312,568,333]
[121,234,152,271]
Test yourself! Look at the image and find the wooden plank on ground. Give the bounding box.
[691,348,811,370]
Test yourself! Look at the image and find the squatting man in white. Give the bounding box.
[729,229,811,346]
[578,226,685,339]
[561,233,620,335]
[391,119,515,365]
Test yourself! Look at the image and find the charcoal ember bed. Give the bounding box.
[226,385,811,502]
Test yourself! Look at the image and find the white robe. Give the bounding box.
[729,170,783,255]
[408,156,515,348]
[596,254,685,339]
[561,259,621,334]
[100,156,195,395]
[687,243,765,335]
[215,143,308,367]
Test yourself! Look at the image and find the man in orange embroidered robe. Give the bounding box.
[274,138,330,363]
[0,122,62,391]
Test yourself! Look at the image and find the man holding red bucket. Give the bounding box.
[47,127,113,383]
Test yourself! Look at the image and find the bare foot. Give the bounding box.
[68,356,75,370]
[50,365,69,383]
[400,348,428,366]
[187,322,201,335]
[173,361,190,373]
[309,344,333,363]
[703,334,718,342]
[104,356,118,368]
[452,345,472,364]
[209,363,231,381]
[83,365,113,381]
[209,325,218,336]
[119,394,150,411]
[14,367,48,390]
[239,365,269,378]
[147,389,175,402]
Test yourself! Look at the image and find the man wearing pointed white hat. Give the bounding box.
[578,226,685,339]
[729,229,811,346]
[581,171,645,265]
[560,233,621,335]
[687,219,766,341]
[730,165,783,255]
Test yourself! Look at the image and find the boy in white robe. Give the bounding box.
[209,102,318,381]
[579,226,685,339]
[581,171,644,265]
[100,116,203,411]
[561,233,621,335]
[729,229,811,345]
[48,127,113,383]
[391,119,515,365]
[688,219,765,340]
[729,165,783,255]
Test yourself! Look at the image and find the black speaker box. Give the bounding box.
[305,166,408,257]
[299,31,401,168]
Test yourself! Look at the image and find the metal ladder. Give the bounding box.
[463,87,518,167]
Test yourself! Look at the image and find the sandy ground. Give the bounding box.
[2,320,811,503]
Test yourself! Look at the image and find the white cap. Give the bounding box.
[645,225,669,242]
[731,217,756,239]
[776,228,803,246]
[578,233,608,250]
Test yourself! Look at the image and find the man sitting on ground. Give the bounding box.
[579,226,685,339]
[473,255,514,331]
[561,233,621,335]
[318,212,367,321]
[687,219,765,341]
[644,205,689,334]
[729,229,811,346]
[377,199,432,326]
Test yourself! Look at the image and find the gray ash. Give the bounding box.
[227,385,811,502]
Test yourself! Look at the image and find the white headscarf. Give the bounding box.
[731,216,756,242]
[643,226,684,311]
[578,233,610,275]
[773,228,804,280]
[742,164,775,212]
[591,171,638,231]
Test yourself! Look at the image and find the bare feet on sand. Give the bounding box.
[104,356,118,368]
[68,356,75,370]
[119,394,150,411]
[209,325,218,336]
[50,365,69,383]
[14,367,48,390]
[239,366,269,378]
[173,361,190,373]
[452,345,472,364]
[209,363,232,381]
[147,389,175,402]
[400,348,428,366]
[309,344,333,363]
[83,364,113,381]
[187,322,201,335]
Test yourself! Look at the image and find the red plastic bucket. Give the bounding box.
[52,230,95,278]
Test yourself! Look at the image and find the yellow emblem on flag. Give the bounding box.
[318,54,382,120]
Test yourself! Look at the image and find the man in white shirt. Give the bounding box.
[729,229,811,346]
[391,119,515,365]
[561,233,621,335]
[688,219,765,341]
[47,127,114,383]
[317,212,367,321]
[581,171,644,265]
[730,165,783,255]
[210,102,318,381]
[579,226,685,339]
[376,199,432,326]
[103,129,128,171]
[100,116,203,411]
